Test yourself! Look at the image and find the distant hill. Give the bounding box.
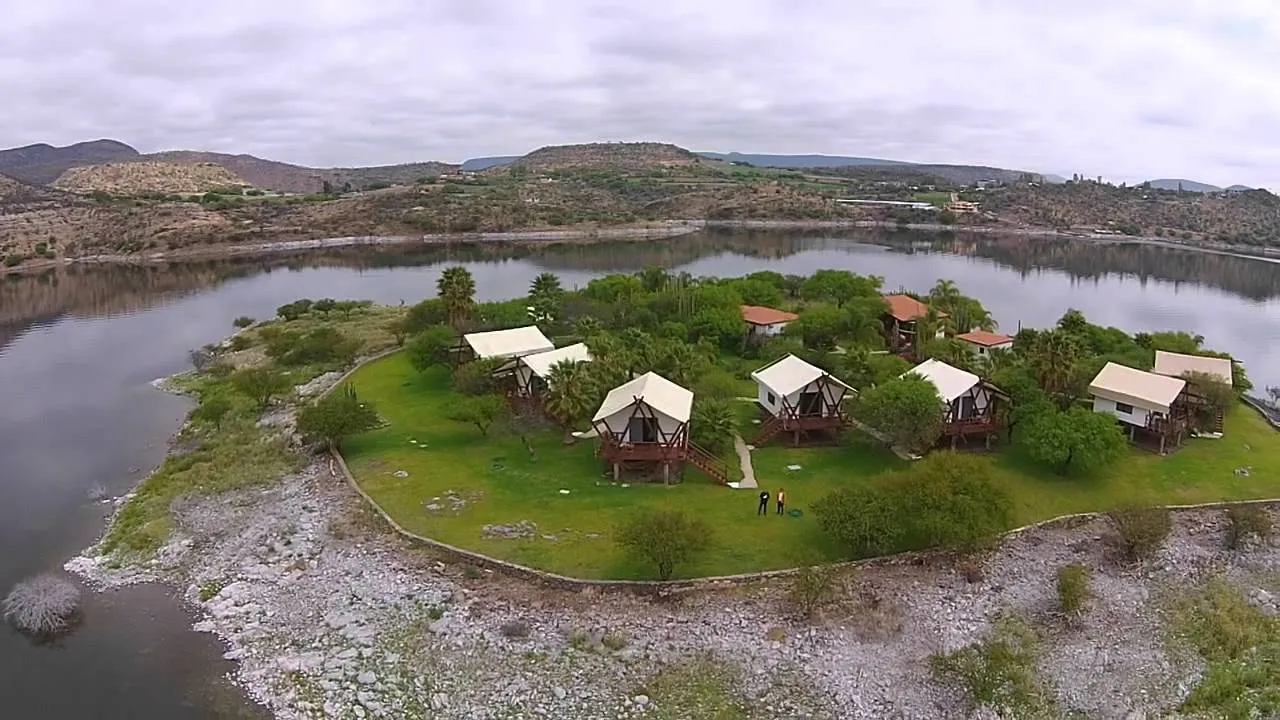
[697,152,909,168]
[53,161,250,195]
[140,151,457,193]
[510,142,702,172]
[1145,178,1221,193]
[462,156,520,172]
[0,139,140,185]
[1225,184,1254,192]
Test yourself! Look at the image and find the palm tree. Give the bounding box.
[658,340,706,388]
[691,399,737,454]
[574,315,603,339]
[1027,330,1082,399]
[913,307,944,358]
[529,272,563,303]
[976,347,1015,379]
[544,360,598,437]
[436,266,476,331]
[928,278,962,308]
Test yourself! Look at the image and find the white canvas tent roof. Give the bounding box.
[1089,362,1186,413]
[592,371,693,424]
[902,358,980,402]
[751,354,853,397]
[1153,351,1233,386]
[462,325,554,360]
[520,343,592,380]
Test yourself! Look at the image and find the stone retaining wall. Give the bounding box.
[1243,395,1280,430]
[323,349,1280,593]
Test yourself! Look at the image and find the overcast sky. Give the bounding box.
[3,0,1278,187]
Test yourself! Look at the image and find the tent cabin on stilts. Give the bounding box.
[904,358,1008,450]
[590,371,728,484]
[1151,350,1233,436]
[451,325,555,368]
[749,354,855,446]
[509,342,592,411]
[1089,361,1191,454]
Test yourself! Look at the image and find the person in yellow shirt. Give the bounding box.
[775,488,786,515]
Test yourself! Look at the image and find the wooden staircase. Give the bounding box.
[752,415,784,446]
[686,443,730,484]
[1212,408,1225,434]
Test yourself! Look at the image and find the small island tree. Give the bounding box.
[615,509,713,581]
[447,394,506,436]
[296,386,380,451]
[1018,406,1127,474]
[406,325,456,372]
[856,374,944,454]
[231,367,291,410]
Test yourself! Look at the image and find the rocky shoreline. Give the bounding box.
[66,372,1280,719]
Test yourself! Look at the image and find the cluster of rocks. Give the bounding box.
[481,521,537,540]
[423,490,468,515]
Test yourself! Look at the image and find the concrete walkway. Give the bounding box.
[732,433,758,488]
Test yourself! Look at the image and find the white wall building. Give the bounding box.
[514,343,592,398]
[1088,362,1187,431]
[461,325,554,365]
[751,354,853,419]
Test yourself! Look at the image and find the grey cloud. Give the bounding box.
[0,0,1278,186]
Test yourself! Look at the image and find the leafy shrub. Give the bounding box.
[296,386,380,450]
[3,574,81,636]
[4,253,26,267]
[276,299,313,321]
[789,565,840,620]
[1056,564,1091,617]
[1109,506,1172,561]
[601,632,629,651]
[452,358,502,396]
[406,325,456,371]
[615,509,713,581]
[1172,580,1280,718]
[231,367,291,409]
[690,399,736,454]
[232,316,255,329]
[191,393,233,429]
[1225,505,1272,550]
[265,327,360,367]
[930,618,1053,717]
[227,334,253,351]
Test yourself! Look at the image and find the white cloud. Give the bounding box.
[2,0,1278,186]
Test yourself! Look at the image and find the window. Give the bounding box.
[766,392,776,405]
[1114,402,1134,414]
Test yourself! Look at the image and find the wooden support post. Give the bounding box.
[1129,425,1135,441]
[612,463,620,481]
[663,463,671,485]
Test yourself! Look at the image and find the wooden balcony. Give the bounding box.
[598,439,686,464]
[781,413,846,432]
[942,417,1002,437]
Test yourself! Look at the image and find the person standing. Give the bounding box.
[757,490,770,516]
[776,488,786,515]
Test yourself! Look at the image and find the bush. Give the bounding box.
[812,484,904,558]
[296,386,380,450]
[1110,506,1172,561]
[406,325,456,371]
[930,618,1053,717]
[855,375,944,454]
[265,327,360,367]
[191,393,233,429]
[227,334,253,351]
[3,574,81,636]
[789,565,840,620]
[276,299,313,321]
[3,253,25,267]
[601,632,629,651]
[452,358,502,396]
[615,509,713,581]
[447,394,506,436]
[1225,505,1272,549]
[231,367,291,410]
[1056,564,1092,617]
[232,316,255,329]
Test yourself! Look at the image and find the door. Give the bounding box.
[798,391,822,416]
[958,394,976,420]
[629,417,658,443]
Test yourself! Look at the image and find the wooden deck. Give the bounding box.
[942,418,1002,437]
[753,413,847,446]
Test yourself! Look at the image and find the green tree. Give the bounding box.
[690,399,736,454]
[312,298,337,316]
[1024,329,1084,402]
[406,325,456,372]
[447,394,506,436]
[231,367,291,410]
[786,306,847,350]
[845,296,889,348]
[856,374,944,454]
[812,483,905,558]
[615,509,713,581]
[191,393,233,429]
[543,359,598,431]
[436,266,476,331]
[688,307,745,350]
[734,278,783,307]
[385,316,410,347]
[1018,406,1127,474]
[296,386,380,450]
[404,298,447,334]
[452,358,502,396]
[528,272,564,322]
[800,270,880,307]
[900,452,1013,552]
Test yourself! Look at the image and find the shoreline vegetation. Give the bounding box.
[3,219,1278,278]
[65,267,1280,719]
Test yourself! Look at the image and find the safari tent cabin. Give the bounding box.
[1152,350,1233,434]
[750,354,854,445]
[741,305,799,342]
[883,294,948,353]
[455,325,554,367]
[1088,361,1189,452]
[954,330,1014,356]
[903,358,1006,447]
[590,372,726,483]
[513,343,592,400]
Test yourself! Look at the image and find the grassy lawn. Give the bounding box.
[914,191,952,207]
[341,353,904,580]
[342,352,1280,580]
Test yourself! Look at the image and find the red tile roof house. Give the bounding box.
[882,294,948,353]
[741,305,799,343]
[954,329,1014,356]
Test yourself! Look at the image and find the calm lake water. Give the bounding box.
[2,228,1278,717]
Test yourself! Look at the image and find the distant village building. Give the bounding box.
[741,305,799,342]
[946,200,980,214]
[834,199,937,211]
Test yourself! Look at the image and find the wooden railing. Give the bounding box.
[686,443,730,484]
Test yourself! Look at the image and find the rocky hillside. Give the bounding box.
[980,182,1280,247]
[510,142,703,172]
[0,139,140,185]
[142,151,457,193]
[52,161,250,195]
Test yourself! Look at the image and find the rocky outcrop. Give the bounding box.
[53,161,250,195]
[511,142,703,172]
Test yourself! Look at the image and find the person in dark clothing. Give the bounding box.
[757,490,770,515]
[776,488,786,515]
